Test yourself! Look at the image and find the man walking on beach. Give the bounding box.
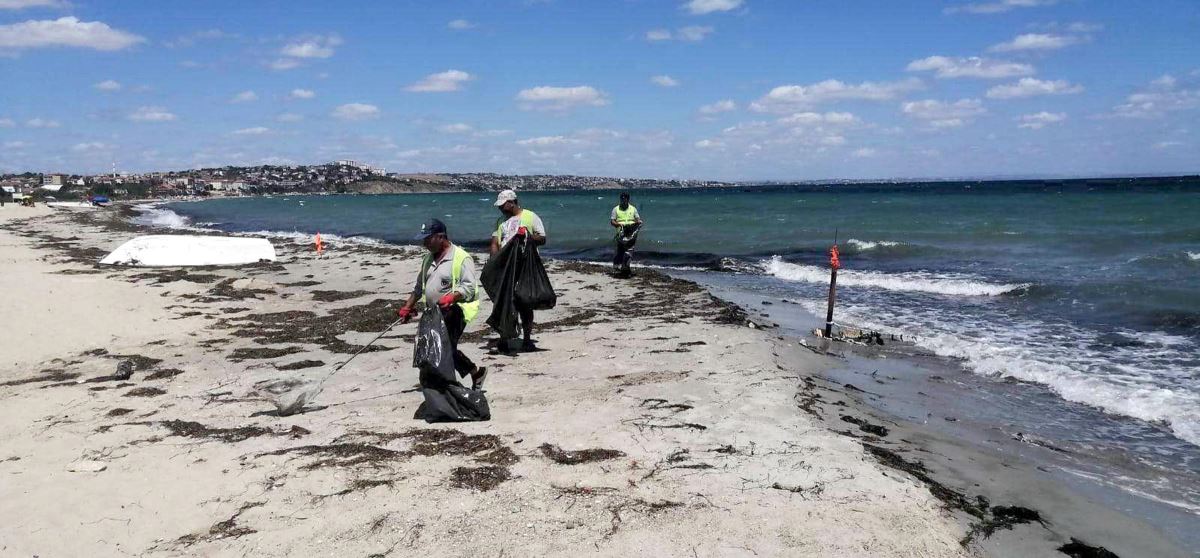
[398,218,488,390]
[610,192,642,277]
[490,189,546,351]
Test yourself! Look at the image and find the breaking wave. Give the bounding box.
[764,256,1025,296]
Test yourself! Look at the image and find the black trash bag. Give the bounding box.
[412,305,455,385]
[617,223,641,250]
[514,243,557,310]
[411,307,490,422]
[414,384,491,422]
[481,238,522,339]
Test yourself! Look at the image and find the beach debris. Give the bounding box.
[840,415,889,437]
[100,235,276,266]
[66,460,107,473]
[172,501,265,547]
[448,465,511,491]
[962,505,1043,546]
[85,360,134,383]
[539,443,625,465]
[1057,538,1119,558]
[124,387,167,397]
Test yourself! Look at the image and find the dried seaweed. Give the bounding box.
[539,443,625,465]
[449,466,511,491]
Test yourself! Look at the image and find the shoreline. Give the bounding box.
[0,202,1184,556]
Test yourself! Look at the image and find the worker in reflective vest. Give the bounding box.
[610,192,642,276]
[398,218,487,390]
[490,189,547,351]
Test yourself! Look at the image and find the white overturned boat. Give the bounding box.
[100,235,276,266]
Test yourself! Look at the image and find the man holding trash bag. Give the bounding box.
[398,218,488,390]
[488,189,550,352]
[610,192,642,277]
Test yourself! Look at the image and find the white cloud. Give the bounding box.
[676,25,714,42]
[777,111,860,126]
[439,123,474,134]
[1018,111,1066,129]
[699,99,737,114]
[289,88,315,99]
[516,85,609,111]
[93,79,121,91]
[516,135,583,147]
[1153,141,1183,150]
[276,113,304,123]
[280,34,341,59]
[1151,75,1177,89]
[902,98,986,128]
[989,33,1081,52]
[406,69,472,92]
[0,17,145,51]
[946,0,1057,15]
[231,126,271,135]
[906,56,1034,79]
[0,0,66,9]
[447,19,476,30]
[1065,22,1104,33]
[683,0,742,15]
[852,147,877,158]
[694,139,724,149]
[269,58,301,71]
[645,29,673,41]
[750,78,923,113]
[1110,76,1200,118]
[332,103,380,121]
[128,106,176,122]
[164,28,230,48]
[3,140,28,148]
[25,117,60,128]
[0,118,15,127]
[651,75,680,87]
[986,78,1083,99]
[71,141,111,152]
[646,25,714,42]
[230,90,258,103]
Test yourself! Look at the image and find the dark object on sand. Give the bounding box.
[539,443,625,465]
[515,241,556,310]
[413,307,490,423]
[1057,538,1119,558]
[85,360,134,383]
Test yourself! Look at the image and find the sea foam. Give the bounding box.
[764,256,1024,296]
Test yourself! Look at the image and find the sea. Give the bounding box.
[150,178,1199,543]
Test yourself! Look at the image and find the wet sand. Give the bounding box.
[0,202,1165,557]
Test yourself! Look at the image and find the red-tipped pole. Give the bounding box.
[824,232,840,339]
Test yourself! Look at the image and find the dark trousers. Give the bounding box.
[441,304,477,378]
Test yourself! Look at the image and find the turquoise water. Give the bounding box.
[160,181,1200,448]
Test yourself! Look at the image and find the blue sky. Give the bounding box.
[0,0,1197,180]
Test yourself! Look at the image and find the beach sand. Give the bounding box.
[0,203,1146,557]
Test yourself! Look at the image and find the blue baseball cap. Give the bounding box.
[414,218,447,240]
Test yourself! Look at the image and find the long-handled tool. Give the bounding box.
[257,317,404,416]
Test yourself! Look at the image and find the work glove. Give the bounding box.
[397,306,414,323]
[437,293,457,308]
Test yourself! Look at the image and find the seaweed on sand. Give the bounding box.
[862,443,989,518]
[2,369,81,386]
[217,298,399,353]
[229,346,304,361]
[449,466,511,491]
[124,387,167,397]
[173,501,265,547]
[258,443,411,470]
[539,443,625,465]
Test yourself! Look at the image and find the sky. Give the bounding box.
[0,0,1197,180]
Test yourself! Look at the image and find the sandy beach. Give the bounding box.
[0,203,1177,557]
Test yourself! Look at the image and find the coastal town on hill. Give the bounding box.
[0,160,732,201]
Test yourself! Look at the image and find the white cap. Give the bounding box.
[494,189,518,207]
